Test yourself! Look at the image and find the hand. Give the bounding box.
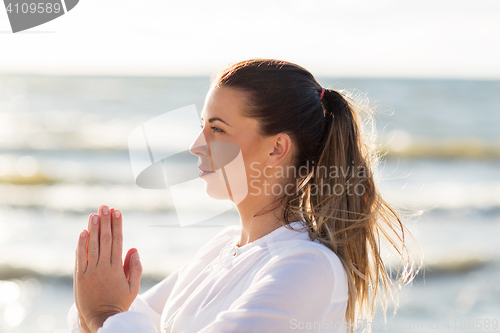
[74,205,142,333]
[73,265,91,333]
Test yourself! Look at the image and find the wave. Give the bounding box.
[0,264,165,286]
[411,257,496,280]
[2,142,500,160]
[1,256,497,285]
[380,133,500,159]
[0,172,51,185]
[0,183,209,212]
[1,139,500,163]
[0,184,499,215]
[1,181,500,215]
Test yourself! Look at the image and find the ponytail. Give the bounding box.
[303,88,417,330]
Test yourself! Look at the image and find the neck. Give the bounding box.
[236,195,284,247]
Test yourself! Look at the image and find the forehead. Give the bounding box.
[200,86,247,120]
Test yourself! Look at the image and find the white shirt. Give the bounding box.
[68,221,349,333]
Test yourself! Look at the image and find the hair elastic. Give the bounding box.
[320,88,325,100]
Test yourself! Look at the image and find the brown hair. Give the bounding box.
[212,59,419,331]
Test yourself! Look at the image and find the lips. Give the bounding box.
[199,167,215,178]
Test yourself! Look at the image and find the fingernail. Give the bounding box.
[114,210,121,218]
[134,252,140,261]
[92,215,98,224]
[80,230,87,238]
[102,206,109,215]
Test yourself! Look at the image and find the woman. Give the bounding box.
[68,59,417,333]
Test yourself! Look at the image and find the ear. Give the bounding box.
[267,133,292,167]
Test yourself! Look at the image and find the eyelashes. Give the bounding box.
[200,125,225,134]
[211,126,224,133]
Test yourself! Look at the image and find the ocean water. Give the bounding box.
[0,75,499,332]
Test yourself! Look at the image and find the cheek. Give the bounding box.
[240,142,266,179]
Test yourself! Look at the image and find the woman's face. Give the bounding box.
[189,86,277,202]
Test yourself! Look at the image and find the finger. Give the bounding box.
[110,208,123,267]
[75,229,88,315]
[124,248,138,281]
[86,213,92,255]
[128,251,142,296]
[74,243,79,310]
[88,213,100,268]
[76,229,88,275]
[98,205,112,266]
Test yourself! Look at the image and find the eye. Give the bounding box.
[200,124,224,134]
[211,126,224,134]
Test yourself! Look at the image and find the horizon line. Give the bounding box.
[1,71,499,82]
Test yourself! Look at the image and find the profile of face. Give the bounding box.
[189,86,294,205]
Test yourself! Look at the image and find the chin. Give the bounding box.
[203,170,232,200]
[200,157,250,204]
[205,184,231,200]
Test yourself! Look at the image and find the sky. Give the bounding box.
[0,0,499,79]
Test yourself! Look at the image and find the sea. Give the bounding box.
[0,75,499,332]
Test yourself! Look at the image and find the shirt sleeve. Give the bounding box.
[68,269,181,333]
[67,303,84,333]
[138,267,181,314]
[197,246,347,333]
[96,311,158,333]
[67,297,159,333]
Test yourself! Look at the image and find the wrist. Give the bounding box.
[87,311,122,333]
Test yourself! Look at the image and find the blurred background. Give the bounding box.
[1,0,499,332]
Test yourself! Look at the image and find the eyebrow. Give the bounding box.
[201,116,231,127]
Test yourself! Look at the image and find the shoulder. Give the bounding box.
[268,234,344,273]
[262,238,349,303]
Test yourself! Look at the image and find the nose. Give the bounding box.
[189,128,209,157]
